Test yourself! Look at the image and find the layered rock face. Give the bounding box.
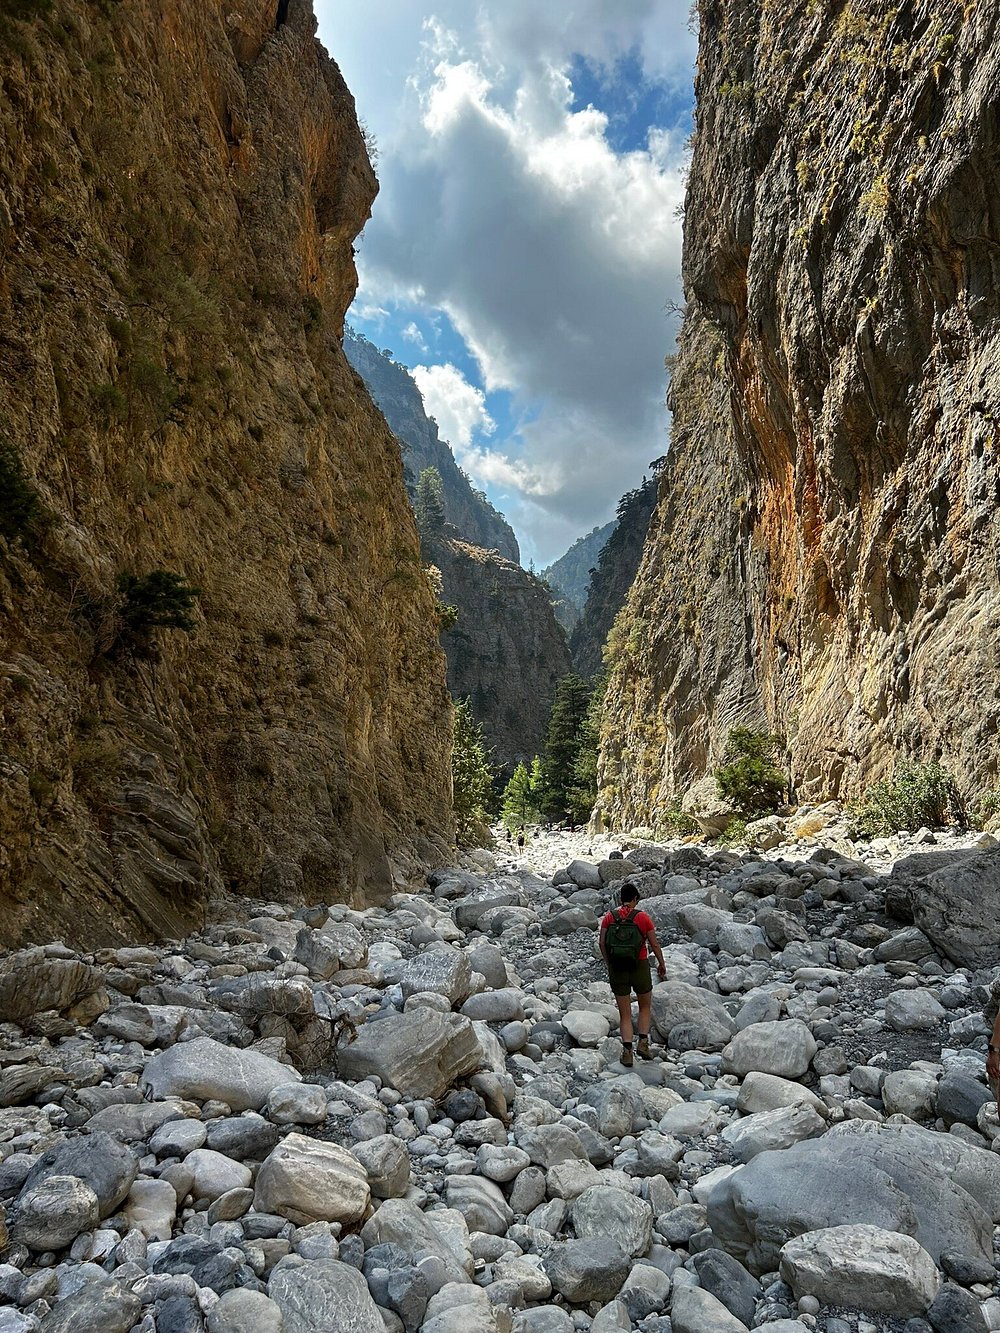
[436,538,572,775]
[343,329,519,561]
[0,0,452,945]
[600,0,1000,828]
[570,477,659,680]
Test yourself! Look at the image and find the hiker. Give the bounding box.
[986,979,1000,1107]
[516,830,525,851]
[599,882,666,1066]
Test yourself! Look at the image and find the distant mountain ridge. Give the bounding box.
[345,330,570,773]
[541,522,615,628]
[344,328,519,562]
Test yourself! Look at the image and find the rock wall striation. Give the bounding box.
[0,0,453,945]
[600,0,1000,829]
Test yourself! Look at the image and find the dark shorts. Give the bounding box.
[607,958,652,997]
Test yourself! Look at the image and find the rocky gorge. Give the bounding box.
[0,818,997,1331]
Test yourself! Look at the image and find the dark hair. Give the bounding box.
[619,882,639,905]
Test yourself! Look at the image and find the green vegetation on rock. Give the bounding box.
[714,727,786,815]
[452,699,497,845]
[851,760,963,837]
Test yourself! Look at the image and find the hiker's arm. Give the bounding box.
[647,925,666,979]
[598,923,608,962]
[989,1011,1000,1105]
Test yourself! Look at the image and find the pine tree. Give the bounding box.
[540,673,592,820]
[452,699,497,844]
[502,759,542,832]
[415,466,446,553]
[568,671,605,823]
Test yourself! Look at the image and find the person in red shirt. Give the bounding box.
[599,883,666,1066]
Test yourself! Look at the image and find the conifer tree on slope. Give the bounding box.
[540,673,592,820]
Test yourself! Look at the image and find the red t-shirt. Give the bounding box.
[600,906,654,961]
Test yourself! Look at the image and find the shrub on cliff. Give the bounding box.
[452,699,498,845]
[108,570,200,657]
[0,442,49,547]
[852,760,963,837]
[714,727,786,815]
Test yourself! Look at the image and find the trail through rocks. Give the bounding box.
[0,823,997,1332]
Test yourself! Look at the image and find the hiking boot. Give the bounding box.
[621,1044,634,1068]
[636,1034,651,1060]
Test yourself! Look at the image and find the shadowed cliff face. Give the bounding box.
[599,0,1000,829]
[0,0,453,945]
[436,539,572,777]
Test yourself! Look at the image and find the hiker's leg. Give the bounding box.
[615,992,634,1045]
[636,987,652,1038]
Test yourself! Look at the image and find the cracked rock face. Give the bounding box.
[0,0,452,948]
[598,0,1000,828]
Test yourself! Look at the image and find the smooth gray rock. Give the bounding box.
[13,1176,99,1251]
[399,948,472,1005]
[255,1134,370,1225]
[650,981,736,1051]
[350,1135,410,1199]
[692,1249,761,1328]
[543,1238,629,1303]
[907,848,1000,967]
[721,1019,817,1079]
[779,1224,940,1316]
[206,1289,284,1333]
[23,1133,136,1219]
[670,1284,749,1332]
[936,1071,992,1129]
[38,1279,140,1333]
[571,1185,653,1258]
[361,1200,471,1284]
[141,1037,300,1111]
[0,949,106,1025]
[707,1125,994,1274]
[444,1176,513,1236]
[885,988,946,1032]
[269,1259,384,1332]
[337,1009,482,1101]
[293,923,367,979]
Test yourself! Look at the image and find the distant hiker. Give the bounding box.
[505,827,513,843]
[985,979,1000,1107]
[599,882,666,1067]
[516,830,525,851]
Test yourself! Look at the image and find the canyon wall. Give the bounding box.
[0,0,453,945]
[570,477,659,681]
[600,0,1000,829]
[436,539,572,777]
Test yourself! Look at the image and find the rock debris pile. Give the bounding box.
[0,828,997,1332]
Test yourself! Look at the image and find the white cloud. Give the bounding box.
[411,362,495,453]
[401,321,427,351]
[315,1,692,561]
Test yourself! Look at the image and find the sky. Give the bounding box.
[314,2,697,566]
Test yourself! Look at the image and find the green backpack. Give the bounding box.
[605,907,644,961]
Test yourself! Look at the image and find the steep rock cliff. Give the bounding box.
[570,478,659,680]
[542,522,615,630]
[600,0,1000,828]
[0,0,453,946]
[343,329,519,561]
[434,538,572,776]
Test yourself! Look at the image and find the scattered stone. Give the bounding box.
[779,1224,941,1316]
